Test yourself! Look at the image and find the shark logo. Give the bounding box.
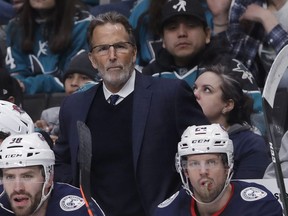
[173,0,187,12]
[37,40,48,57]
[232,59,254,84]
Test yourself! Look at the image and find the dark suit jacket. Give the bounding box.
[53,71,209,215]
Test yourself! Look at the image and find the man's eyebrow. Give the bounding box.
[3,169,38,176]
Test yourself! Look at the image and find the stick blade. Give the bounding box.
[77,121,92,172]
[77,121,95,216]
[262,44,288,108]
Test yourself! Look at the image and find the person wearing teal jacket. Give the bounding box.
[5,0,93,95]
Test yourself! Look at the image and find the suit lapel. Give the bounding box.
[132,72,152,171]
[71,83,101,177]
[76,83,101,122]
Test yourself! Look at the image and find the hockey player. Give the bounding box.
[0,100,34,143]
[153,124,283,216]
[0,132,105,216]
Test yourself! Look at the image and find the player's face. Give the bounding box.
[162,16,210,66]
[2,166,46,216]
[29,0,55,10]
[64,73,94,95]
[193,72,230,125]
[89,23,137,93]
[185,154,228,203]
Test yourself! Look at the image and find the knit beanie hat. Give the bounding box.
[63,51,100,82]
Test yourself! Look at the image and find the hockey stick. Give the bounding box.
[262,44,288,215]
[77,121,96,216]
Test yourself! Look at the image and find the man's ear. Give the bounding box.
[205,27,211,44]
[7,96,16,104]
[47,173,54,187]
[43,172,54,196]
[88,53,98,69]
[184,169,189,177]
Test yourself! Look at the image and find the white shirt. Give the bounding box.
[103,70,135,105]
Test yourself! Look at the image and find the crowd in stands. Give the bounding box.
[0,0,288,215]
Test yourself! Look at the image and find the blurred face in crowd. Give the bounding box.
[64,73,94,95]
[162,16,210,67]
[89,23,137,93]
[29,0,55,10]
[12,0,24,10]
[2,166,51,216]
[185,153,228,203]
[193,71,233,128]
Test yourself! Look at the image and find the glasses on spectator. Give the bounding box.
[91,41,134,56]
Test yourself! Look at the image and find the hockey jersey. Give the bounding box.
[153,181,283,216]
[0,182,105,216]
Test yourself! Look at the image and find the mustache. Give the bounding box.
[10,191,32,199]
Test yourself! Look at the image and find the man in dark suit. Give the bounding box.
[53,11,209,216]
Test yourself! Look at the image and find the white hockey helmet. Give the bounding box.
[176,123,233,170]
[0,132,55,176]
[0,100,34,137]
[0,132,55,213]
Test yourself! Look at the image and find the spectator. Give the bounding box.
[142,0,211,77]
[0,132,105,216]
[141,0,265,135]
[226,0,288,87]
[0,69,23,106]
[193,58,271,179]
[53,11,209,215]
[142,0,212,79]
[0,0,24,64]
[129,0,213,68]
[199,49,265,135]
[34,51,100,143]
[5,0,93,95]
[153,124,282,215]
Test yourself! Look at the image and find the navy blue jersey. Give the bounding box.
[0,182,105,216]
[153,181,283,216]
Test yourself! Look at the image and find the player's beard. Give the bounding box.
[10,190,42,216]
[98,59,134,90]
[194,180,226,203]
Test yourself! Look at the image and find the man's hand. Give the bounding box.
[240,4,279,33]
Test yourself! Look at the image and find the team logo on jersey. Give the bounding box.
[158,191,179,208]
[60,195,85,211]
[241,187,267,201]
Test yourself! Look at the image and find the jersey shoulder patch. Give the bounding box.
[240,187,267,201]
[158,191,179,208]
[60,195,85,211]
